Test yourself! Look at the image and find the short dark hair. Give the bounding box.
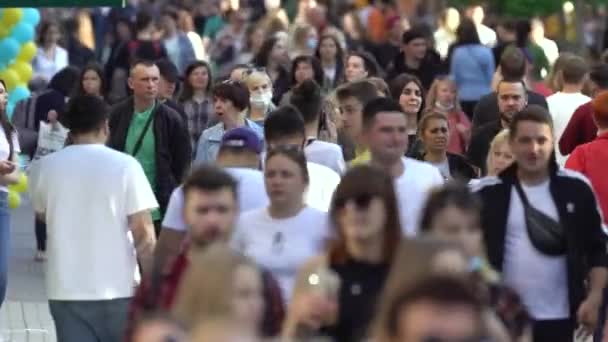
[156,59,179,83]
[589,64,608,89]
[63,95,109,135]
[212,81,250,111]
[135,10,154,33]
[509,104,554,138]
[290,55,325,86]
[561,55,588,84]
[386,276,483,338]
[346,51,381,78]
[290,80,322,124]
[183,165,238,200]
[336,80,379,106]
[456,18,481,45]
[264,106,306,143]
[161,8,179,21]
[420,182,482,232]
[362,97,404,128]
[49,66,81,97]
[499,46,526,80]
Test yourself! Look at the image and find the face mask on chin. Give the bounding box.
[435,101,454,112]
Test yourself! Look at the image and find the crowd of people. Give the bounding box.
[0,1,606,342]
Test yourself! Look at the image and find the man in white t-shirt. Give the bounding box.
[155,127,268,271]
[362,98,444,236]
[289,80,345,174]
[29,95,158,342]
[263,106,340,212]
[546,55,590,166]
[473,105,607,340]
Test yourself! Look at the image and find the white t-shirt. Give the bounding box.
[0,129,20,193]
[429,159,451,181]
[163,167,269,231]
[232,207,329,302]
[305,139,346,175]
[502,179,569,320]
[29,144,158,300]
[306,162,340,212]
[395,158,445,236]
[32,46,69,82]
[547,92,591,166]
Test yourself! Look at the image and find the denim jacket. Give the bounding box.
[194,119,264,164]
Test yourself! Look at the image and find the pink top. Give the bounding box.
[447,111,471,155]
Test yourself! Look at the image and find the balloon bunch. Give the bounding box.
[0,8,40,119]
[8,173,27,209]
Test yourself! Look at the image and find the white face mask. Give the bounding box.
[250,91,273,108]
[435,100,454,112]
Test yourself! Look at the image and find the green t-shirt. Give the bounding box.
[125,105,160,221]
[202,15,225,40]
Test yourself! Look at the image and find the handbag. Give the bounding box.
[513,180,566,256]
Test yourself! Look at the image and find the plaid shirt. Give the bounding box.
[183,98,213,152]
[126,250,285,339]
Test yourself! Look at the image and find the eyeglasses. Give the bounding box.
[335,193,376,209]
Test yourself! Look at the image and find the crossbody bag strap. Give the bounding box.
[513,180,531,207]
[131,104,157,157]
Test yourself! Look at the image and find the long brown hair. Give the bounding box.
[328,165,401,265]
[0,80,15,160]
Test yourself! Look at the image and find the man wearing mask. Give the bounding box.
[467,78,528,174]
[127,166,283,339]
[108,60,191,235]
[473,106,607,341]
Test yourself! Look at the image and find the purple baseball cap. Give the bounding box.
[221,127,263,154]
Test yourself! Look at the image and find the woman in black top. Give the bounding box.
[251,36,291,105]
[284,165,401,341]
[415,112,478,182]
[315,34,345,90]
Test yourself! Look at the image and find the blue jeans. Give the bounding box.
[0,192,10,308]
[49,298,130,342]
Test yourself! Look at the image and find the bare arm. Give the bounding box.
[0,155,21,185]
[128,210,157,278]
[154,228,186,275]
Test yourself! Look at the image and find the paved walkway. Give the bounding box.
[0,197,56,342]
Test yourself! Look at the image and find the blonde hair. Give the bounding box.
[171,244,260,328]
[486,129,510,173]
[424,77,462,113]
[244,70,272,90]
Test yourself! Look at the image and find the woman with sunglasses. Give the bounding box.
[232,146,329,304]
[415,112,477,182]
[284,165,400,341]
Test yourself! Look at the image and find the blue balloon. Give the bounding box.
[22,8,40,27]
[8,86,30,104]
[0,38,20,64]
[11,22,34,44]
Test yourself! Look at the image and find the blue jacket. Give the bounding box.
[194,119,264,164]
[450,44,495,101]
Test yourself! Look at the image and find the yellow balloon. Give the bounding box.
[0,69,19,91]
[11,61,33,83]
[11,174,27,193]
[8,191,20,209]
[1,9,23,28]
[0,27,9,39]
[16,41,37,62]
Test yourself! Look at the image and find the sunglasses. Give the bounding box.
[335,193,376,209]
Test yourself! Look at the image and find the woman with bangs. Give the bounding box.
[283,165,401,342]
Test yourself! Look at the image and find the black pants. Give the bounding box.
[460,100,478,121]
[35,218,46,252]
[533,318,574,342]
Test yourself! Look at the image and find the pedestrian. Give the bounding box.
[290,80,345,174]
[344,51,381,83]
[252,37,291,105]
[159,8,196,75]
[415,112,478,182]
[467,78,528,174]
[29,95,158,342]
[448,17,495,119]
[232,146,330,302]
[315,34,345,90]
[334,80,379,164]
[285,165,401,341]
[0,80,22,309]
[546,55,590,166]
[194,80,263,164]
[155,59,186,119]
[424,76,471,155]
[396,74,425,156]
[362,97,444,236]
[263,106,340,212]
[243,69,276,125]
[154,128,269,273]
[72,63,106,100]
[280,55,325,106]
[32,21,69,84]
[559,64,608,155]
[108,60,191,235]
[473,105,608,341]
[128,165,283,338]
[178,61,214,152]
